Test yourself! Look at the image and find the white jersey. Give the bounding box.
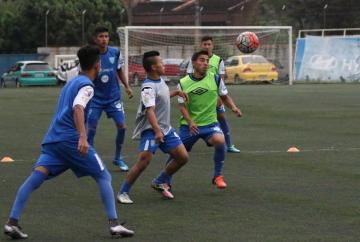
[132,77,172,139]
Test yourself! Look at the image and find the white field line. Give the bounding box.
[3,147,360,163]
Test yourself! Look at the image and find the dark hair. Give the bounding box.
[191,50,209,62]
[143,51,160,73]
[94,26,109,37]
[201,36,213,42]
[77,45,100,71]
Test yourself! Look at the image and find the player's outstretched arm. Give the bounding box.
[146,106,164,143]
[170,90,188,101]
[220,95,242,117]
[179,104,199,134]
[117,68,133,99]
[73,105,89,155]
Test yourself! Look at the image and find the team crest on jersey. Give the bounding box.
[109,57,115,64]
[101,75,109,83]
[190,87,208,95]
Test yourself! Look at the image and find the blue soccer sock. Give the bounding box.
[155,171,172,185]
[94,170,117,220]
[119,180,132,194]
[87,124,97,146]
[218,116,232,148]
[164,156,174,184]
[9,170,47,220]
[114,128,125,161]
[213,144,226,178]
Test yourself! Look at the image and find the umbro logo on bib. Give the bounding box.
[191,87,208,95]
[109,57,115,64]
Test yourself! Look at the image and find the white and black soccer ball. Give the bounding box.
[235,31,260,54]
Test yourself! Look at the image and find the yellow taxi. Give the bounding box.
[224,55,278,84]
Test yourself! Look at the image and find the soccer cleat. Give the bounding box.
[227,145,240,153]
[4,224,28,239]
[110,224,134,237]
[213,175,227,189]
[117,192,134,204]
[113,158,129,172]
[151,180,174,199]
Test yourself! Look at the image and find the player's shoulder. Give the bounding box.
[107,46,120,55]
[75,75,93,86]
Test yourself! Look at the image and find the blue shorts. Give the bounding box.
[217,104,226,114]
[139,128,182,154]
[35,141,106,179]
[88,100,125,125]
[179,123,223,152]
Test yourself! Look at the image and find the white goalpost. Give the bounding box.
[117,26,293,85]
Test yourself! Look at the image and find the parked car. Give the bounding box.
[162,58,183,83]
[225,55,278,84]
[128,55,146,85]
[1,61,58,88]
[179,58,191,77]
[267,58,289,82]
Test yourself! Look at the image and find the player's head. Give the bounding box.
[93,26,109,48]
[200,36,214,54]
[191,50,209,75]
[77,45,101,77]
[142,51,165,76]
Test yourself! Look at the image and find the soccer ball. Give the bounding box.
[235,32,260,54]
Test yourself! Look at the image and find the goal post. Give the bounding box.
[117,26,293,85]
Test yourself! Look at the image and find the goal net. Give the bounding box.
[117,26,293,85]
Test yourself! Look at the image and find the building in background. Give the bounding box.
[122,0,258,26]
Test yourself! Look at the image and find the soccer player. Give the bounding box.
[117,51,189,204]
[187,36,241,153]
[155,50,242,189]
[87,26,133,171]
[3,45,134,239]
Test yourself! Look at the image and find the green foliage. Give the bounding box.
[258,0,360,30]
[0,0,126,53]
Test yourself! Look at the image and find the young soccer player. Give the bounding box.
[3,45,134,239]
[117,51,189,204]
[87,26,133,171]
[155,50,242,189]
[187,36,241,153]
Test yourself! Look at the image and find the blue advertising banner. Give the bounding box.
[295,36,360,82]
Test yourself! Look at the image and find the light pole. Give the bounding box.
[120,8,125,26]
[323,4,328,29]
[81,9,87,45]
[45,9,50,47]
[159,7,164,25]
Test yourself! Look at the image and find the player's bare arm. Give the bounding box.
[170,90,188,101]
[146,106,164,143]
[73,105,89,155]
[220,95,242,117]
[117,68,134,99]
[179,104,199,134]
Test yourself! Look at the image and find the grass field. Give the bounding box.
[1,84,360,242]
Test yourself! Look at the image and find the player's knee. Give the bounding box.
[177,153,189,165]
[138,153,152,169]
[217,112,225,119]
[96,169,112,183]
[34,166,49,176]
[116,123,126,129]
[211,135,225,146]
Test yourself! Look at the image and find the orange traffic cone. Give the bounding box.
[1,156,15,163]
[287,147,300,153]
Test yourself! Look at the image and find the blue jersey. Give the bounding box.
[42,75,93,144]
[91,46,123,106]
